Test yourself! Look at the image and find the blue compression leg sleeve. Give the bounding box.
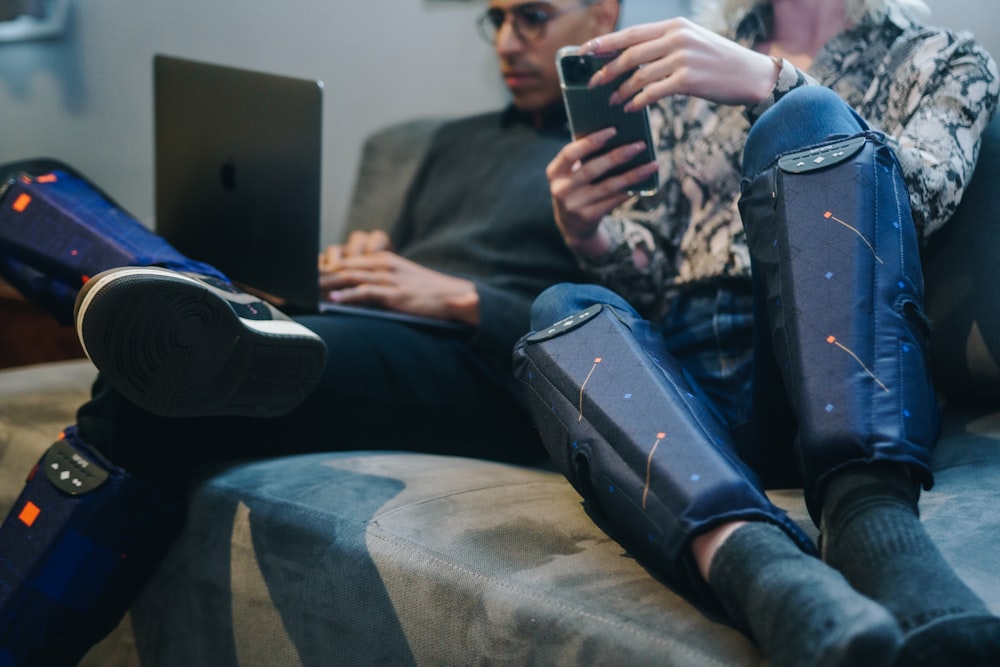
[0,165,226,324]
[0,426,185,666]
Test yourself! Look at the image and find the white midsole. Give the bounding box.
[241,317,320,338]
[75,267,320,360]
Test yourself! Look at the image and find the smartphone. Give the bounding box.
[557,45,658,197]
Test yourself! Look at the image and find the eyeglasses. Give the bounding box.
[476,2,589,45]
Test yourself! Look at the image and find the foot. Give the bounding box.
[896,613,1000,667]
[708,522,902,667]
[75,266,327,418]
[821,464,1000,666]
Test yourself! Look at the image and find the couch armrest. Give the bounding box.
[342,118,446,235]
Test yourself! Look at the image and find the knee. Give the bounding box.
[744,87,867,178]
[531,283,584,330]
[765,86,844,118]
[530,283,627,330]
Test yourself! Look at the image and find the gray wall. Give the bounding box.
[0,0,993,244]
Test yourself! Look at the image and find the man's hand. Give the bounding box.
[319,231,480,326]
[319,229,394,267]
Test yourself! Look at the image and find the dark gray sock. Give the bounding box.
[707,521,901,667]
[821,464,1000,666]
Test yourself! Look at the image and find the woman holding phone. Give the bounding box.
[517,0,1000,665]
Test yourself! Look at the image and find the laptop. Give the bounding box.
[153,54,467,333]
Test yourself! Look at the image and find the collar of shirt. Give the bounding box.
[501,102,569,135]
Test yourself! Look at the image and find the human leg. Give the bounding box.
[71,307,541,491]
[0,164,225,324]
[0,427,185,666]
[0,163,327,418]
[290,314,544,464]
[518,283,900,666]
[821,464,1000,666]
[1,279,535,663]
[740,86,1000,662]
[741,86,936,510]
[0,163,335,663]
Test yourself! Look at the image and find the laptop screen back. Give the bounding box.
[153,54,324,312]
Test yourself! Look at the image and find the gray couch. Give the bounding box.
[2,115,999,665]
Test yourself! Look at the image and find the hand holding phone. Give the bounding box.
[557,46,658,197]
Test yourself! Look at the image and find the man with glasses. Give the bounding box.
[0,1,623,664]
[477,0,613,114]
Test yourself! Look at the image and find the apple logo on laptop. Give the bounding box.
[219,158,237,191]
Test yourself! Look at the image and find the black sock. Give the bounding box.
[821,464,1000,666]
[707,521,901,667]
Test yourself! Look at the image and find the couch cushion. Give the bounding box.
[130,452,761,666]
[2,359,998,665]
[128,415,1000,665]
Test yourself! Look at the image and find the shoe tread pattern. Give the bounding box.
[77,271,325,418]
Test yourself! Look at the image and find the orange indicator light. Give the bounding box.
[12,194,31,212]
[19,501,41,527]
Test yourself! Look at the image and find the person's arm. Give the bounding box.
[748,30,998,241]
[320,243,560,364]
[873,32,998,239]
[319,243,481,326]
[542,18,781,317]
[546,126,658,261]
[469,280,533,362]
[546,18,781,264]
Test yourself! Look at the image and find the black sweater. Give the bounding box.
[390,104,585,373]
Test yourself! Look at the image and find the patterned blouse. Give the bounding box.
[578,3,999,320]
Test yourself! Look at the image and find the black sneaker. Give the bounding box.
[74,266,327,418]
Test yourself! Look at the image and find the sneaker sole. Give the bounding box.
[75,267,327,418]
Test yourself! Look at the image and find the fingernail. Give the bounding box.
[637,162,659,179]
[626,141,645,154]
[595,127,617,142]
[584,38,600,53]
[608,90,622,105]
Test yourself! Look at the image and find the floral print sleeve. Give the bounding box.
[751,20,998,238]
[872,27,999,238]
[571,5,999,318]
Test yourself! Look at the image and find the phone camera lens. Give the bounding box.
[562,55,592,86]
